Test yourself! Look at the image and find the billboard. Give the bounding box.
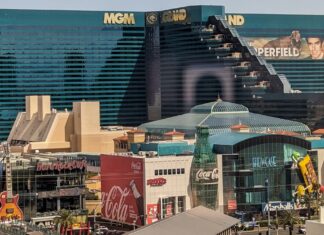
[298,154,318,193]
[101,155,144,226]
[146,204,159,225]
[245,31,324,60]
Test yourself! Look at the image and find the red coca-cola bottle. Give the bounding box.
[130,180,144,225]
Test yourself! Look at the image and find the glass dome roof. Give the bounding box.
[190,98,249,114]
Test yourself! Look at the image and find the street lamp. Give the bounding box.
[93,203,101,234]
[265,178,270,235]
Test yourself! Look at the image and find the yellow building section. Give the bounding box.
[298,154,318,193]
[85,175,101,214]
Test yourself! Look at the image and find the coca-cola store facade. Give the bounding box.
[100,154,193,226]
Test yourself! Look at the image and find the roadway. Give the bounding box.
[240,227,303,235]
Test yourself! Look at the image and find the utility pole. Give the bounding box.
[93,203,100,235]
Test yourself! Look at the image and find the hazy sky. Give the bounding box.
[1,0,324,15]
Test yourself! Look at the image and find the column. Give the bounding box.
[175,197,178,214]
[57,176,61,211]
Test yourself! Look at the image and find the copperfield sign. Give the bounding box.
[36,160,87,172]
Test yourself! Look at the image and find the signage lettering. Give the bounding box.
[252,156,277,168]
[104,13,135,25]
[147,178,166,186]
[195,168,218,182]
[162,9,187,23]
[256,48,300,57]
[102,186,130,223]
[36,160,87,172]
[262,201,305,212]
[226,14,245,26]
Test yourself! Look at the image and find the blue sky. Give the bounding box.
[1,0,324,15]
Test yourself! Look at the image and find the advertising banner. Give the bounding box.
[146,204,159,225]
[245,31,324,60]
[166,204,173,217]
[101,155,144,226]
[228,200,237,210]
[298,154,318,193]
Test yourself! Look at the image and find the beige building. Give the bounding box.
[144,155,193,221]
[113,129,146,153]
[8,95,132,154]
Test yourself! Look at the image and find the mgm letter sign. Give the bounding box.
[104,12,135,25]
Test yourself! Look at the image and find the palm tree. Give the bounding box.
[280,209,301,235]
[54,209,76,235]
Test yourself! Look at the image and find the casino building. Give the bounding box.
[1,6,324,140]
[3,153,87,221]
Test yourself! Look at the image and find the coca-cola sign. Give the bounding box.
[147,178,167,186]
[195,168,218,182]
[102,186,130,223]
[36,160,87,172]
[101,155,144,226]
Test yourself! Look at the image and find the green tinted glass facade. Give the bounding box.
[219,135,314,213]
[0,10,146,139]
[2,7,324,140]
[191,126,218,209]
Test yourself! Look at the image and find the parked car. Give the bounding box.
[96,226,109,235]
[298,226,306,234]
[242,221,254,230]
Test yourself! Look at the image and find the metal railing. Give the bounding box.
[0,222,60,235]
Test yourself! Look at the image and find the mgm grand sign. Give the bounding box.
[161,8,188,24]
[104,12,135,25]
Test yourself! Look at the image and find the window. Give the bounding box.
[161,197,175,219]
[155,168,185,175]
[177,196,185,213]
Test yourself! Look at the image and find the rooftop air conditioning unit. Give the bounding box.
[148,151,158,157]
[138,151,146,156]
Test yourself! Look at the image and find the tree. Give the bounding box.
[54,209,76,235]
[280,210,301,235]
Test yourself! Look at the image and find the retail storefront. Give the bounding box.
[8,154,87,221]
[210,132,314,216]
[100,154,192,226]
